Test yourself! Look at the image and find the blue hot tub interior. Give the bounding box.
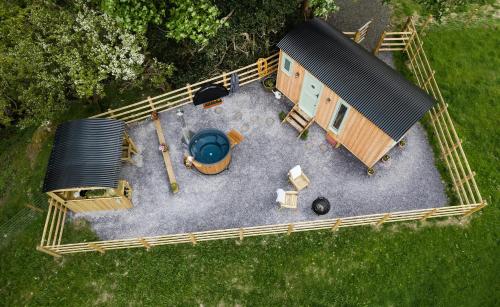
[189,129,230,164]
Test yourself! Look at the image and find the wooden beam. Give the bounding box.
[57,206,67,246]
[287,224,294,235]
[153,118,179,193]
[47,192,66,205]
[40,201,54,246]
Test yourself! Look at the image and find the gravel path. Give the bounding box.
[328,0,392,50]
[75,82,447,240]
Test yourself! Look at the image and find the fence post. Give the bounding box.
[107,108,116,119]
[373,31,386,55]
[139,237,151,251]
[332,219,342,231]
[257,58,268,78]
[420,15,433,36]
[354,31,361,43]
[37,245,62,258]
[239,228,244,241]
[186,83,193,102]
[147,96,156,112]
[462,203,486,217]
[420,208,437,221]
[376,214,391,226]
[88,243,105,254]
[189,233,197,245]
[222,73,229,89]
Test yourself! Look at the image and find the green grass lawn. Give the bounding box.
[1,20,498,306]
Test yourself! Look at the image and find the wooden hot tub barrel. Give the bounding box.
[189,129,232,175]
[192,152,231,175]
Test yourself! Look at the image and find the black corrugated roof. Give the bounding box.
[277,18,435,140]
[42,119,125,192]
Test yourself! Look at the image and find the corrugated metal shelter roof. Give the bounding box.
[277,18,435,140]
[42,119,125,192]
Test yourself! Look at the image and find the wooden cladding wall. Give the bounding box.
[316,87,340,129]
[337,108,395,167]
[277,50,394,167]
[65,196,132,213]
[276,50,305,103]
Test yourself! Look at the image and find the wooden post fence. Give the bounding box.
[36,19,486,257]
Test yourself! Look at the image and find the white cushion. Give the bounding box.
[289,165,302,179]
[276,189,286,203]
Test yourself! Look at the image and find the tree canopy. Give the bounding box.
[0,1,171,128]
[0,0,304,129]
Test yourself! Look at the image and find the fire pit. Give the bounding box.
[188,129,231,175]
[312,197,330,215]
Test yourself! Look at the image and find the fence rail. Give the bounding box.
[42,204,482,255]
[36,18,486,257]
[90,53,279,124]
[400,17,483,206]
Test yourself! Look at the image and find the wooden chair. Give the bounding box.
[227,129,244,148]
[288,165,310,191]
[276,189,298,209]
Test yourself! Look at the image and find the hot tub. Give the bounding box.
[188,129,231,175]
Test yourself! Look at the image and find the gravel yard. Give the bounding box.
[75,82,447,240]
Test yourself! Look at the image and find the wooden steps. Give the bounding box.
[282,106,315,138]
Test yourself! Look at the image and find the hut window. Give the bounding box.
[329,99,350,134]
[281,54,294,76]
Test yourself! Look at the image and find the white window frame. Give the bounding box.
[281,53,294,76]
[329,98,351,135]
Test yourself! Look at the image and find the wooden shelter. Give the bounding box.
[42,119,135,212]
[276,18,435,168]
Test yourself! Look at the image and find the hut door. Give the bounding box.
[298,72,323,118]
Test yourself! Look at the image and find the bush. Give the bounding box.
[279,111,287,121]
[300,129,309,140]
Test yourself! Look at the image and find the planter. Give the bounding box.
[367,168,375,176]
[381,154,390,162]
[262,75,276,92]
[398,139,407,148]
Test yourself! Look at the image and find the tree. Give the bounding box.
[0,1,168,128]
[165,0,229,46]
[99,0,166,33]
[415,0,485,19]
[307,0,339,20]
